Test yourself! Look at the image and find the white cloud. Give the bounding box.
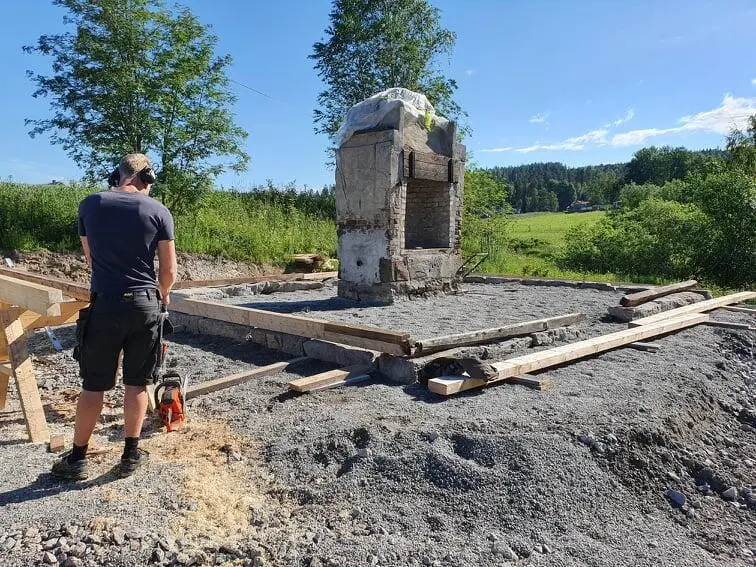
[481,93,756,153]
[611,94,756,146]
[751,78,756,86]
[512,129,609,153]
[529,112,549,125]
[465,69,477,76]
[480,146,513,152]
[604,109,635,128]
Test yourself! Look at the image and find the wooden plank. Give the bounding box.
[415,313,585,355]
[0,309,50,442]
[185,358,307,400]
[0,370,8,409]
[322,321,410,344]
[48,434,65,453]
[289,366,371,392]
[0,362,10,375]
[620,280,698,307]
[173,271,338,290]
[21,301,88,330]
[702,321,755,331]
[507,374,552,390]
[172,297,412,354]
[628,292,756,327]
[0,274,63,316]
[321,331,408,356]
[172,297,328,336]
[0,267,90,301]
[307,374,372,392]
[428,313,709,396]
[628,342,661,352]
[722,306,756,314]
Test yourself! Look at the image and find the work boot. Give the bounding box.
[118,448,150,478]
[51,452,89,481]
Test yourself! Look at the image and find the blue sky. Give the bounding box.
[1,0,755,188]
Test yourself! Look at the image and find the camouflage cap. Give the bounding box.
[118,153,152,180]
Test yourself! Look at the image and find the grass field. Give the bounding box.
[477,210,662,283]
[0,182,665,284]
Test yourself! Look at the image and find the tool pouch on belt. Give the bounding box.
[72,306,91,363]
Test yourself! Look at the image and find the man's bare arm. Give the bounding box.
[157,239,177,304]
[80,236,92,267]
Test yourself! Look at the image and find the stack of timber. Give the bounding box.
[608,280,709,322]
[428,290,755,397]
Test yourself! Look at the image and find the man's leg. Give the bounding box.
[123,385,148,438]
[73,389,106,446]
[119,298,160,477]
[52,301,123,480]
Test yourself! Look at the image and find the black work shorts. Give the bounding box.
[77,290,162,392]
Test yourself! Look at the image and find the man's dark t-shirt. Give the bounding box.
[78,191,175,294]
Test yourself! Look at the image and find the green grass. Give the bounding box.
[473,211,668,284]
[0,182,336,265]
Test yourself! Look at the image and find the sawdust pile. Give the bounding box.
[141,416,279,543]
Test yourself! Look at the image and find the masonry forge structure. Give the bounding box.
[335,104,466,303]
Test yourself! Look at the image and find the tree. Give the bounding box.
[310,0,466,142]
[24,0,249,215]
[726,114,756,174]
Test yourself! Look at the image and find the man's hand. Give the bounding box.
[80,236,92,268]
[157,239,177,304]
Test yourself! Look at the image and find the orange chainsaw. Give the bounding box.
[153,305,186,432]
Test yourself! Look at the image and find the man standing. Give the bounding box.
[52,153,177,480]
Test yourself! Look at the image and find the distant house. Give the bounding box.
[565,200,592,213]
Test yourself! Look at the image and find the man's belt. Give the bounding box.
[91,289,160,302]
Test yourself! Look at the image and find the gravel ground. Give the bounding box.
[205,281,625,340]
[1,286,754,567]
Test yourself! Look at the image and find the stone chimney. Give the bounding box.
[335,102,465,303]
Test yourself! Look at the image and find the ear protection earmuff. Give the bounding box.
[138,167,157,184]
[107,168,120,187]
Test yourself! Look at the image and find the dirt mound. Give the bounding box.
[8,250,280,284]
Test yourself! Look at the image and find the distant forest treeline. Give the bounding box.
[485,147,727,213]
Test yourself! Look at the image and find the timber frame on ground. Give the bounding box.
[1,265,753,444]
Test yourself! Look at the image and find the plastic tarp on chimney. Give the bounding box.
[335,87,449,148]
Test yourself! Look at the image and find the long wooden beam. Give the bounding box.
[171,297,411,355]
[20,301,88,331]
[628,291,756,327]
[0,267,90,301]
[173,271,338,290]
[620,280,698,307]
[184,357,308,399]
[0,275,64,316]
[414,313,585,355]
[428,313,709,396]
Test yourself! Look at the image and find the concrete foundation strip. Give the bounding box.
[427,312,710,396]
